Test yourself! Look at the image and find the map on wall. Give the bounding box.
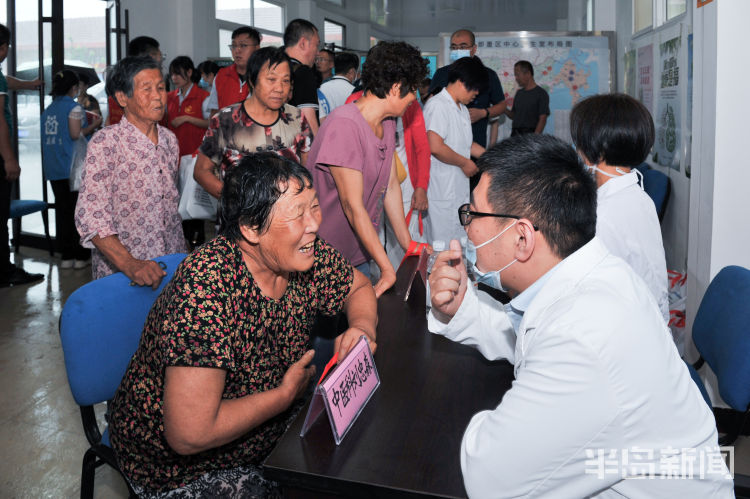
[446,34,613,142]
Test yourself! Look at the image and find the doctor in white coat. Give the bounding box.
[571,93,669,323]
[427,135,732,498]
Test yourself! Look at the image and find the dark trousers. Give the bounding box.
[1,156,11,273]
[511,127,536,136]
[50,179,89,260]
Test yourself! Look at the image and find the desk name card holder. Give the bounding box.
[300,335,380,445]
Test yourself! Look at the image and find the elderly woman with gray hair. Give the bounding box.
[75,55,187,287]
[108,152,377,497]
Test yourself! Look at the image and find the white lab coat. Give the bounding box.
[423,88,473,246]
[428,237,733,498]
[597,171,669,323]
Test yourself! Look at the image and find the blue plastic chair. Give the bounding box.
[9,199,53,254]
[642,169,671,222]
[690,265,750,445]
[59,253,187,498]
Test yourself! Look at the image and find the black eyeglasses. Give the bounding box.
[457,203,538,230]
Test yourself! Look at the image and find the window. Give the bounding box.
[215,0,252,25]
[323,19,344,48]
[633,0,652,32]
[219,28,233,58]
[666,0,686,20]
[254,0,282,33]
[215,0,285,53]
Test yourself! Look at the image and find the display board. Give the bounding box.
[439,31,615,142]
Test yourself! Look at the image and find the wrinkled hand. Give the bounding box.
[468,107,487,124]
[124,259,167,289]
[410,187,428,212]
[335,327,377,360]
[428,239,468,321]
[281,350,316,401]
[4,159,20,181]
[373,266,396,298]
[171,116,189,127]
[460,158,479,178]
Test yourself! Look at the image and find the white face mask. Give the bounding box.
[465,221,518,293]
[449,49,471,62]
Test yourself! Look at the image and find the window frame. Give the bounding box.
[323,17,345,49]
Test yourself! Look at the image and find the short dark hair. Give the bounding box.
[334,52,359,75]
[451,29,476,46]
[447,56,488,94]
[127,36,159,57]
[361,41,428,99]
[318,48,334,60]
[515,60,533,76]
[477,134,597,259]
[283,19,317,48]
[197,60,220,76]
[220,152,313,240]
[232,26,261,45]
[106,56,160,98]
[169,55,200,84]
[50,69,80,98]
[570,93,655,167]
[0,23,10,47]
[246,47,291,87]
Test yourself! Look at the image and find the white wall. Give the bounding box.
[120,0,217,65]
[688,1,750,324]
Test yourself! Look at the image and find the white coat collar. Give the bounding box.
[597,171,639,199]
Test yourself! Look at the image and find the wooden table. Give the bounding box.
[264,257,515,498]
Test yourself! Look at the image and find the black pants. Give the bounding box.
[50,179,89,260]
[1,156,11,273]
[511,127,536,136]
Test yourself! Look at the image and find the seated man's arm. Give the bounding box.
[428,240,515,362]
[460,313,619,498]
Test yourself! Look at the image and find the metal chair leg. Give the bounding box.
[81,448,98,499]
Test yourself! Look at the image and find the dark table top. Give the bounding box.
[264,257,515,498]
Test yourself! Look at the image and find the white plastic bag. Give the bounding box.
[68,136,89,191]
[178,154,218,220]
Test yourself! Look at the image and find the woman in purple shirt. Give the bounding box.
[306,41,428,297]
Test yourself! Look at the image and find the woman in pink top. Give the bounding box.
[306,41,428,297]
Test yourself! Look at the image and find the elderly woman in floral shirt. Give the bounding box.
[75,55,187,287]
[109,152,377,497]
[194,46,310,199]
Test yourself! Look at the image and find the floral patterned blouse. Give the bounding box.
[109,235,353,492]
[75,116,187,278]
[199,102,310,177]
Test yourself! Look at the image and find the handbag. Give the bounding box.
[178,153,218,220]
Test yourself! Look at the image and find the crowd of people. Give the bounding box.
[0,16,734,498]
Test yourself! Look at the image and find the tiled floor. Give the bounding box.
[1,247,748,497]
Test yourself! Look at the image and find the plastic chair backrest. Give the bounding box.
[59,253,187,407]
[642,169,670,221]
[685,360,711,408]
[693,265,750,411]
